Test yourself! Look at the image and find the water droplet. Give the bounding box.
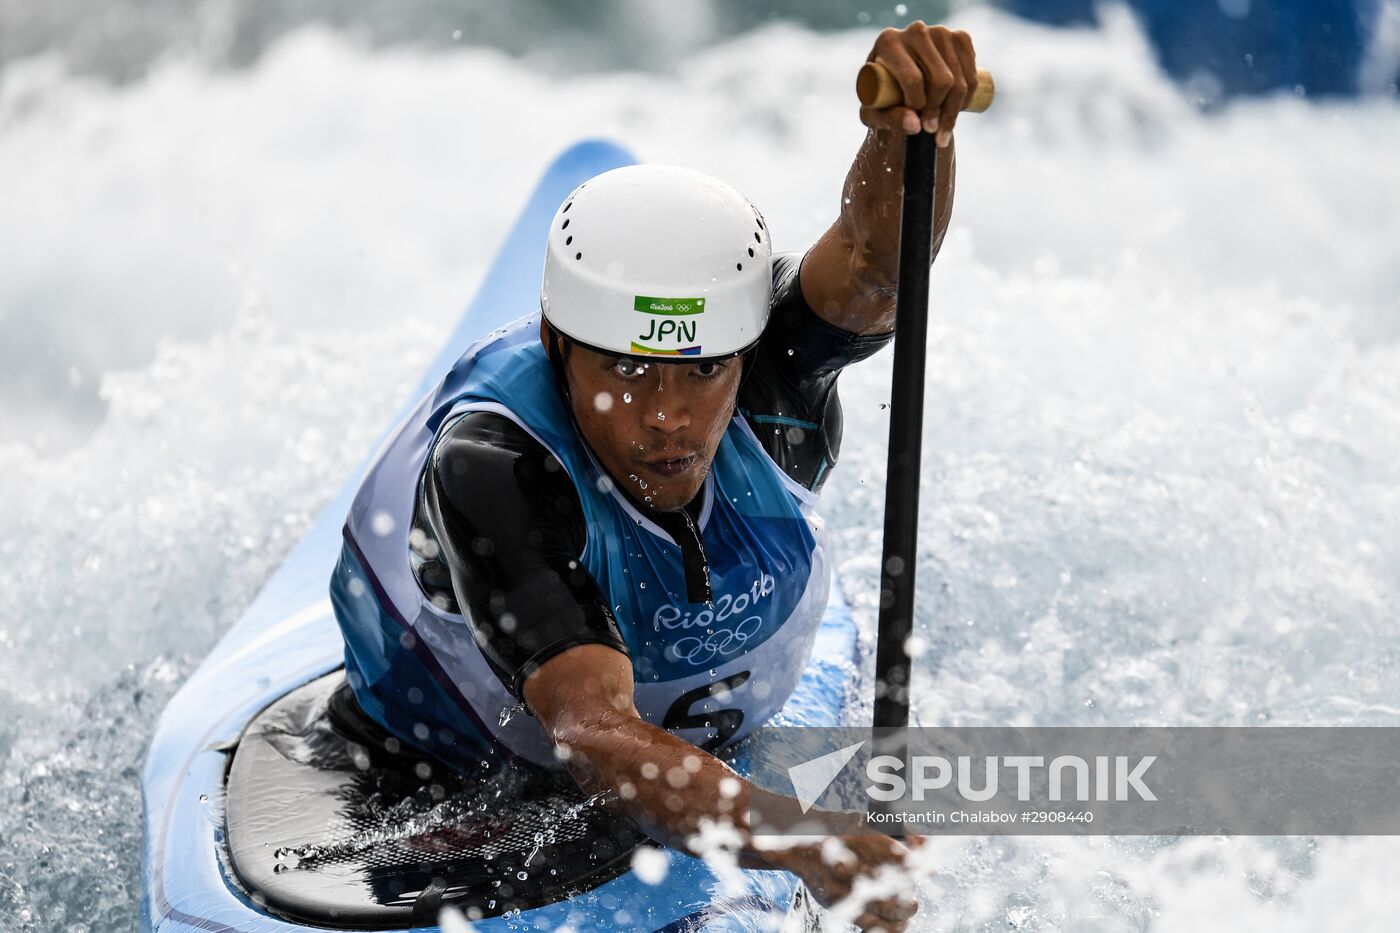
[623,392,633,404]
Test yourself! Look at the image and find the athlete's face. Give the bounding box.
[549,330,742,512]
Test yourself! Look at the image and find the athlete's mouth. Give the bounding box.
[642,454,698,477]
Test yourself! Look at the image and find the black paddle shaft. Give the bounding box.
[872,131,937,731]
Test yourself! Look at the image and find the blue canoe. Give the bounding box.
[139,139,863,933]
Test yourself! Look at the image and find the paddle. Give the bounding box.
[858,62,995,731]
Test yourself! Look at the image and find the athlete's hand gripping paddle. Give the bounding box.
[862,58,996,732]
[858,61,996,114]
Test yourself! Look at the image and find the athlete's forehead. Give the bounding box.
[569,340,732,369]
[595,351,690,368]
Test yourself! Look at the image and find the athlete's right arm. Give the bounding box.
[521,644,922,932]
[422,412,922,930]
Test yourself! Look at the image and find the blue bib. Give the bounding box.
[331,314,830,768]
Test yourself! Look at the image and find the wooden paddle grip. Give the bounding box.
[857,62,996,113]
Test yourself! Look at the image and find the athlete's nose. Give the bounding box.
[643,400,690,434]
[643,369,691,434]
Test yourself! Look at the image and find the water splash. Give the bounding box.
[498,702,526,727]
[3,10,1400,931]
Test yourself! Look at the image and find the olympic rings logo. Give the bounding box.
[669,615,763,665]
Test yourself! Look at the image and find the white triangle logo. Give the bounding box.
[787,741,865,813]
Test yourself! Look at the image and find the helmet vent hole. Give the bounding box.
[562,218,570,230]
[756,217,765,230]
[736,263,743,271]
[747,247,754,257]
[566,235,573,245]
[563,201,572,213]
[753,232,761,242]
[575,252,583,260]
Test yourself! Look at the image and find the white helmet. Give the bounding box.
[540,165,773,361]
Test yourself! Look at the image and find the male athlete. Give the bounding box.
[331,23,977,932]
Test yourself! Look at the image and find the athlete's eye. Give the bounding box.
[694,362,724,379]
[613,358,648,379]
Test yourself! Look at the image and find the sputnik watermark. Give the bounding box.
[864,753,1156,802]
[745,727,1400,836]
[788,744,1155,812]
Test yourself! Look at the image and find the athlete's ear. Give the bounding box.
[540,318,567,358]
[541,319,575,402]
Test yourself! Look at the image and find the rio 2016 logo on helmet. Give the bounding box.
[632,295,705,356]
[540,165,773,361]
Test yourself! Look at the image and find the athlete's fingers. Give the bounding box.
[866,894,918,922]
[819,858,856,888]
[855,910,911,933]
[904,22,947,134]
[860,104,921,135]
[905,22,956,139]
[931,29,969,148]
[869,29,928,115]
[953,29,979,109]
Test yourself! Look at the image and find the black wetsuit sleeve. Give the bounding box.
[739,250,894,492]
[413,411,628,701]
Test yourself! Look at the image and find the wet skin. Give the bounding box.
[541,322,742,513]
[522,21,976,930]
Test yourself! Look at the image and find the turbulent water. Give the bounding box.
[2,4,1399,930]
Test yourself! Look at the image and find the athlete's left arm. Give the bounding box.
[799,22,978,336]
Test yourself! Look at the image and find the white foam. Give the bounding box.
[2,9,1399,928]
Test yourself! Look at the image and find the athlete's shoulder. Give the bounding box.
[760,250,894,378]
[418,410,627,701]
[428,411,586,548]
[736,251,894,493]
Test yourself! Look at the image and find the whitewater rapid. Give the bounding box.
[2,6,1399,930]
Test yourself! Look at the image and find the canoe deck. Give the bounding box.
[225,671,646,927]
